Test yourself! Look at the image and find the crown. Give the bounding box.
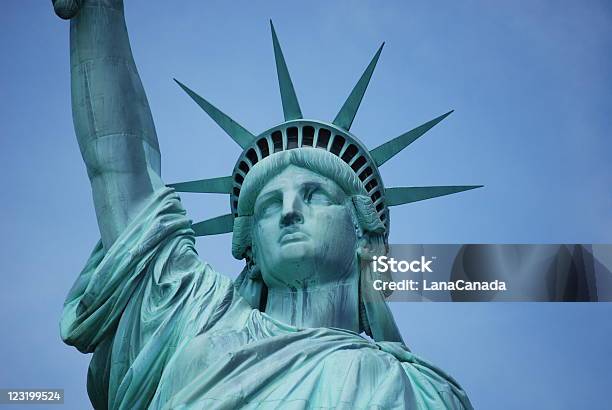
[169,21,482,237]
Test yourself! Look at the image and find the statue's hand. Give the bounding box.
[52,0,124,20]
[52,0,84,19]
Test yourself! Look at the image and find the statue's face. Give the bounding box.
[252,165,358,289]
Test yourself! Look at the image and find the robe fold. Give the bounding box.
[60,188,473,409]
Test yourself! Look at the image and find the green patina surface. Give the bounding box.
[53,0,476,408]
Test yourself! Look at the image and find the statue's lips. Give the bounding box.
[279,231,309,245]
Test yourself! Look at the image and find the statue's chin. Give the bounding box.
[260,241,355,287]
[262,249,322,288]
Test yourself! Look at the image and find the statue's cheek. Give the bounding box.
[314,204,346,220]
[252,222,276,258]
[314,207,356,245]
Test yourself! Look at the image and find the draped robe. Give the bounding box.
[60,188,472,409]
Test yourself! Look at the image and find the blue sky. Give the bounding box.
[1,1,611,408]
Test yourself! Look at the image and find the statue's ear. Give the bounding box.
[356,235,371,262]
[244,247,262,280]
[357,232,387,259]
[245,246,254,262]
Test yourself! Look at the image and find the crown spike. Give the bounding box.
[370,111,453,167]
[174,79,255,149]
[385,185,483,206]
[192,214,235,236]
[270,21,303,121]
[333,43,384,131]
[168,176,233,194]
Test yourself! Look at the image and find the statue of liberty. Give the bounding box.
[53,0,479,408]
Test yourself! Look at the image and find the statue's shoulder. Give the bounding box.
[374,341,474,409]
[302,335,472,409]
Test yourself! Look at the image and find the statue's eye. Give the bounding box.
[255,196,282,218]
[304,186,332,205]
[305,188,313,202]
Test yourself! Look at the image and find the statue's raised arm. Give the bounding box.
[54,3,241,407]
[54,0,163,248]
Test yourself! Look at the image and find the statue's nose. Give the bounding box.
[280,192,304,227]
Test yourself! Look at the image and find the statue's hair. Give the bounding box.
[238,149,367,215]
[231,149,385,260]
